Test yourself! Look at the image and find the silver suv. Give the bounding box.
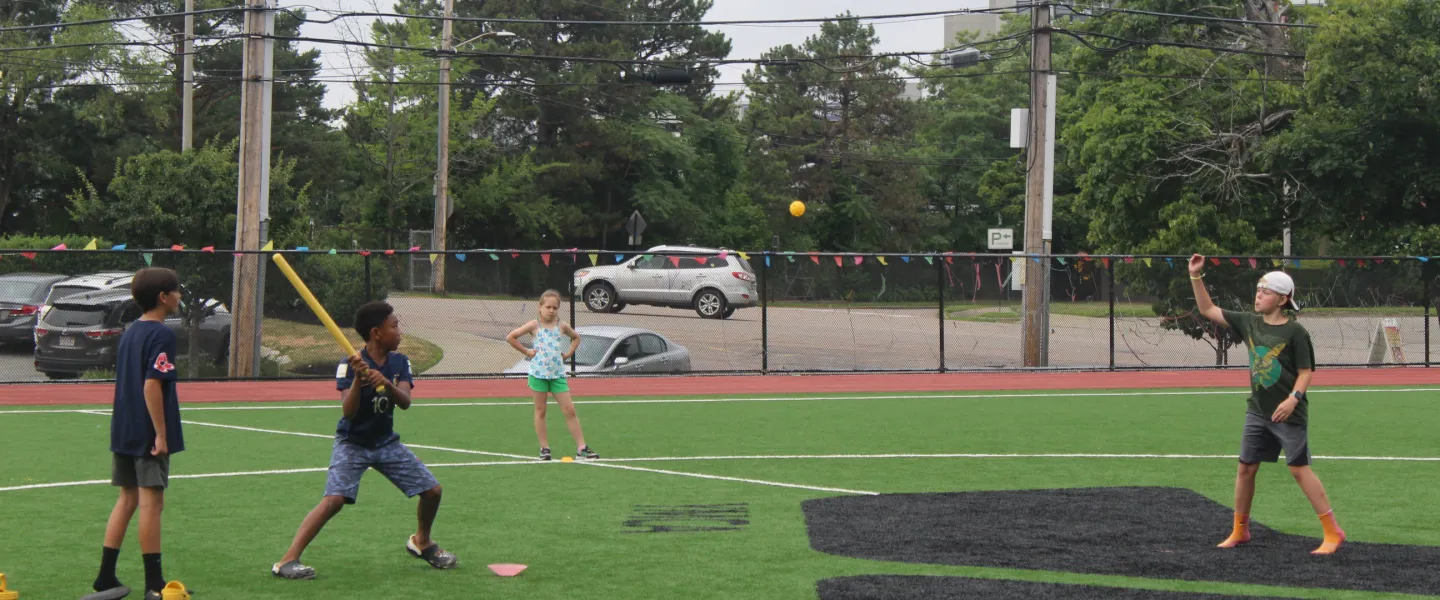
[574,245,758,319]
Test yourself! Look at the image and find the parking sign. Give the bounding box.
[988,229,1014,250]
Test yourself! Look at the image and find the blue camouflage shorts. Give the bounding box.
[324,438,439,504]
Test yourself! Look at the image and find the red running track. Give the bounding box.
[1,368,1437,407]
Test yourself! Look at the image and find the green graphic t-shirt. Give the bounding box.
[1222,310,1316,426]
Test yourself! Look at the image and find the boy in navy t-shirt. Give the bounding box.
[272,301,455,580]
[82,268,188,600]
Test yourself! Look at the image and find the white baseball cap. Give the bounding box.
[1257,271,1301,311]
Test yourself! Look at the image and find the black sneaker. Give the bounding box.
[539,447,552,461]
[577,446,600,460]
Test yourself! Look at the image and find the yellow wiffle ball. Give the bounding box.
[789,200,806,217]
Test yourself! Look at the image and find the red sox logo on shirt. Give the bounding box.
[153,352,176,374]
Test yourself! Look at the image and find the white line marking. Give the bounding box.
[800,308,916,319]
[0,461,545,493]
[598,452,1440,463]
[576,461,880,496]
[176,418,529,461]
[5,387,1440,414]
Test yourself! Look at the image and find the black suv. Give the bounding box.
[34,288,232,379]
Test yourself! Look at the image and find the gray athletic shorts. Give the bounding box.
[111,453,170,489]
[1240,411,1311,467]
[324,438,439,504]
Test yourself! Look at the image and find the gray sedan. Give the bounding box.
[505,325,691,375]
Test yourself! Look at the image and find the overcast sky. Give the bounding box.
[287,0,991,110]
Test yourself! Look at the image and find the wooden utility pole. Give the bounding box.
[432,0,455,294]
[1021,1,1053,367]
[230,0,271,377]
[182,0,194,151]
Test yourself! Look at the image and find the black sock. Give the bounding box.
[142,553,164,593]
[93,546,123,591]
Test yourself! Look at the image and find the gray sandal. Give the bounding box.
[271,560,315,580]
[79,585,131,600]
[406,536,458,569]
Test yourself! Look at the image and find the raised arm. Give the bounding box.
[1189,254,1227,327]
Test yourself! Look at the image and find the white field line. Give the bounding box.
[36,413,880,497]
[5,387,1440,415]
[598,452,1440,463]
[0,461,544,493]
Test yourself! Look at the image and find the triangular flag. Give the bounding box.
[669,256,680,267]
[170,245,184,251]
[1229,258,1241,266]
[615,254,624,263]
[945,256,953,264]
[1272,259,1281,267]
[878,256,888,265]
[739,252,749,260]
[1143,258,1152,267]
[809,254,819,265]
[787,255,795,263]
[924,256,934,265]
[1419,256,1431,263]
[51,243,67,251]
[1057,257,1067,265]
[588,253,598,266]
[834,256,843,267]
[1122,256,1134,263]
[854,256,865,265]
[1209,258,1221,266]
[457,254,467,262]
[1165,258,1174,267]
[1356,259,1367,267]
[696,256,708,265]
[1102,257,1111,267]
[511,253,520,259]
[488,253,498,261]
[541,254,551,266]
[718,251,728,259]
[112,244,127,251]
[261,240,274,251]
[20,252,36,260]
[384,250,395,255]
[409,246,421,252]
[83,238,98,250]
[1031,257,1042,264]
[1248,258,1258,269]
[764,256,771,267]
[1337,259,1346,266]
[901,256,910,263]
[328,249,338,255]
[359,250,372,257]
[142,253,153,266]
[429,253,440,264]
[290,246,306,252]
[202,246,215,253]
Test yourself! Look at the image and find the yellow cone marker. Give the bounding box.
[560,456,574,463]
[0,573,19,600]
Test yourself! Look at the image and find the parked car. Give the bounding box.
[0,273,69,347]
[33,287,232,379]
[573,245,758,319]
[505,326,691,375]
[42,271,136,306]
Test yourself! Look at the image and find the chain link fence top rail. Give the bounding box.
[0,249,1432,381]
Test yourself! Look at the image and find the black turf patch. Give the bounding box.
[803,487,1440,596]
[818,576,1304,600]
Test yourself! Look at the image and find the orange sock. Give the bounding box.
[1312,510,1345,555]
[1217,512,1250,548]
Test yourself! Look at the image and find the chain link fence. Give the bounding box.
[0,250,1432,382]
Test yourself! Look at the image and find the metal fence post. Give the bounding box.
[1108,256,1116,371]
[363,253,372,301]
[569,266,577,373]
[761,251,769,374]
[938,254,946,373]
[1424,260,1432,367]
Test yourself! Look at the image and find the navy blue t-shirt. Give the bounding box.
[336,351,414,448]
[111,319,184,457]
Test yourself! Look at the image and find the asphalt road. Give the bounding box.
[387,296,1434,375]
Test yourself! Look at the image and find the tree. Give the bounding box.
[1059,0,1304,363]
[742,16,933,252]
[1265,0,1440,256]
[68,139,309,372]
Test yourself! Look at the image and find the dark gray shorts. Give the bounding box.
[1240,411,1311,467]
[324,438,439,505]
[111,453,170,489]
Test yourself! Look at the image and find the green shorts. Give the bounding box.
[528,375,570,394]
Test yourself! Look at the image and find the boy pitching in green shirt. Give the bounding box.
[1188,254,1344,555]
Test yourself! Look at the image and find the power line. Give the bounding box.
[279,6,1024,27]
[1061,2,1319,29]
[0,6,241,34]
[1054,29,1306,60]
